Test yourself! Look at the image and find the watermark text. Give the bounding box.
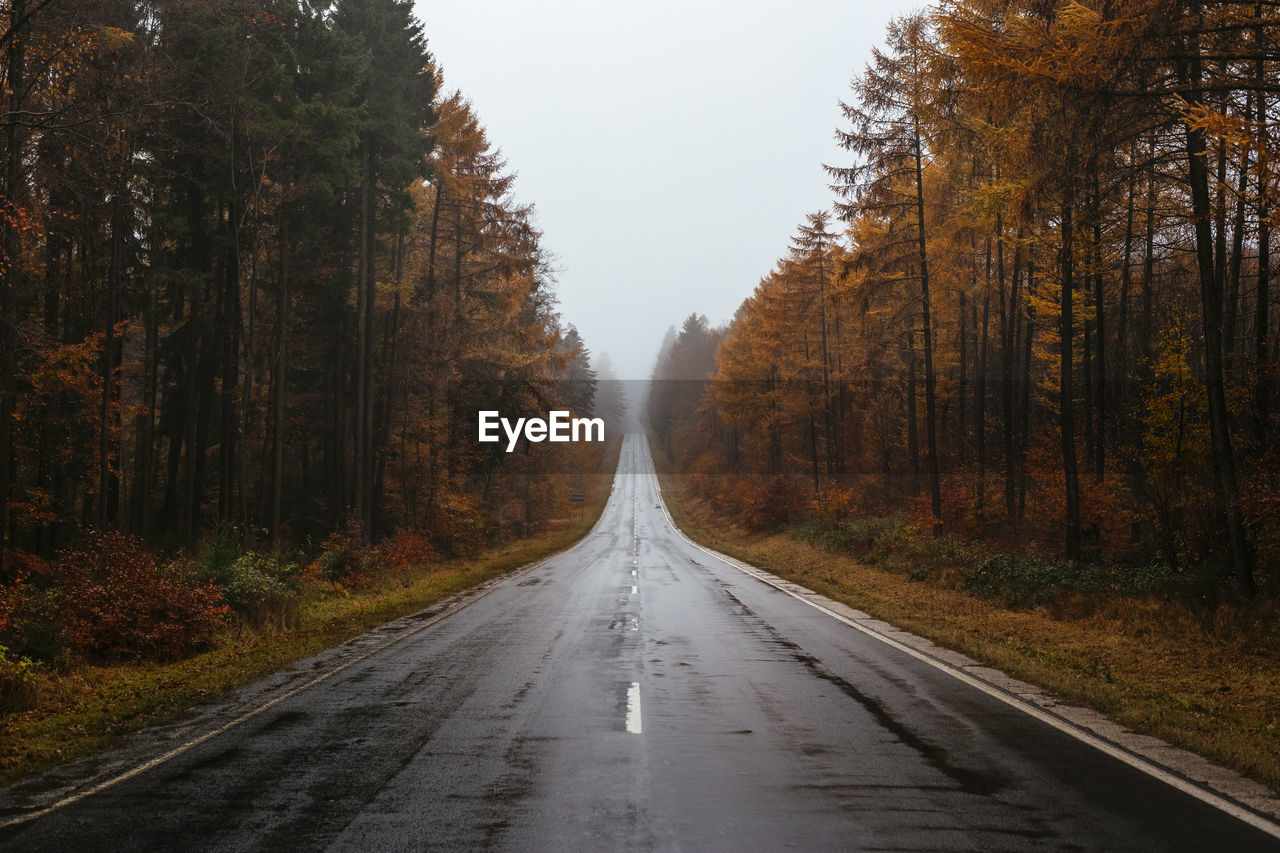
[478,410,604,452]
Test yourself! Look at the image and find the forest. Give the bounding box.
[649,0,1280,603]
[0,0,622,675]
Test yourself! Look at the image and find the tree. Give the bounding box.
[830,13,944,534]
[334,0,434,542]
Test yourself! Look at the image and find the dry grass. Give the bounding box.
[0,464,618,786]
[661,476,1280,792]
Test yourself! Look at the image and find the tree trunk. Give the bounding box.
[976,242,991,529]
[1178,27,1256,596]
[0,0,26,574]
[373,233,405,534]
[362,189,377,540]
[99,149,126,529]
[1224,102,1249,378]
[1091,184,1106,483]
[1256,44,1271,439]
[1119,167,1135,406]
[135,281,157,542]
[817,249,836,476]
[959,290,968,442]
[1019,290,1035,521]
[913,119,942,534]
[271,220,289,547]
[355,144,373,542]
[1060,185,1081,560]
[906,331,920,496]
[1084,319,1094,475]
[1001,223,1021,521]
[1142,138,1157,372]
[219,199,241,525]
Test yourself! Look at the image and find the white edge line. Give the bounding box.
[0,474,628,832]
[640,435,1280,841]
[2,596,468,829]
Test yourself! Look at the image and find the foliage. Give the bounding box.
[310,525,364,588]
[364,530,440,576]
[0,644,38,714]
[796,517,915,556]
[962,553,1082,609]
[652,0,1280,600]
[0,0,606,582]
[739,476,806,531]
[191,540,301,633]
[813,485,860,525]
[961,551,1189,611]
[8,533,229,662]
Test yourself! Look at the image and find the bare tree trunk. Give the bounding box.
[976,241,991,529]
[373,233,405,534]
[1119,167,1135,405]
[271,220,289,547]
[817,248,836,476]
[99,147,127,529]
[1142,138,1157,372]
[1091,183,1106,483]
[913,119,942,534]
[219,198,241,525]
[1060,184,1081,560]
[802,329,821,493]
[0,0,26,573]
[355,145,373,543]
[362,197,377,540]
[1001,222,1022,522]
[959,290,968,443]
[1019,290,1035,521]
[1084,319,1094,476]
[1256,41,1271,439]
[1224,97,1250,378]
[906,331,920,496]
[136,280,157,542]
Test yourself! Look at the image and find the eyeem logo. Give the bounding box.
[478,410,604,452]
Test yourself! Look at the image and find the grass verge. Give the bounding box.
[659,474,1280,792]
[0,460,617,786]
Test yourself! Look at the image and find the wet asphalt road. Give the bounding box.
[2,433,1278,851]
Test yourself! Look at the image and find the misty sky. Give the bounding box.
[412,0,925,379]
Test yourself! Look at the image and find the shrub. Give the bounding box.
[736,475,804,531]
[213,552,301,633]
[796,516,912,556]
[813,485,859,524]
[0,644,38,714]
[47,532,228,661]
[310,526,361,587]
[962,552,1078,609]
[189,536,303,632]
[366,530,439,575]
[433,491,486,557]
[0,556,62,663]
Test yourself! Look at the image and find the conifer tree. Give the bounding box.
[829,13,944,533]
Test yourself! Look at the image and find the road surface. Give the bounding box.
[1,434,1277,851]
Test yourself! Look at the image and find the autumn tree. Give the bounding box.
[0,0,603,573]
[829,12,945,534]
[671,0,1280,600]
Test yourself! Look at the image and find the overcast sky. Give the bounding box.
[412,0,925,379]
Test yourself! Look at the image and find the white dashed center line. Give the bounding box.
[626,682,642,734]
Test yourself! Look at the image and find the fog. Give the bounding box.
[414,0,925,378]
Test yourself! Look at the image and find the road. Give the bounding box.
[1,433,1277,851]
